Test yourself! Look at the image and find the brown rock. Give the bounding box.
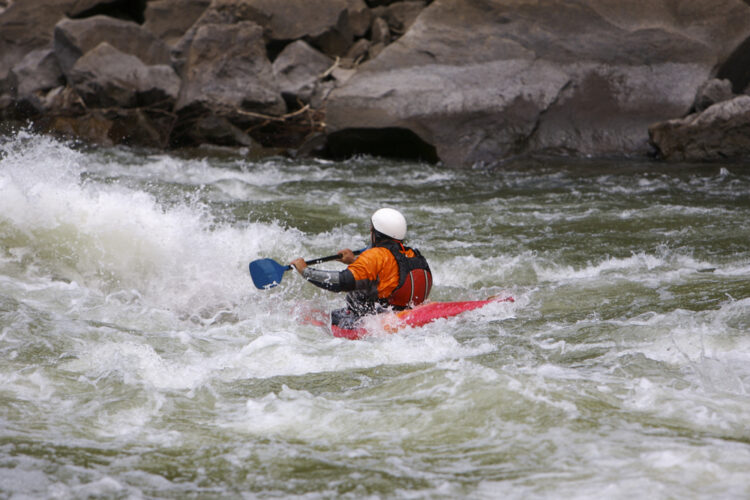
[649,95,750,161]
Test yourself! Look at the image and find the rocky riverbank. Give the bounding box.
[3,0,750,167]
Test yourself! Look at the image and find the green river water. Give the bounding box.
[1,131,750,499]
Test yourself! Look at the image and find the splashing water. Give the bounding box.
[1,131,750,498]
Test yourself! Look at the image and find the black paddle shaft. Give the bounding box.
[293,249,363,270]
[250,248,365,289]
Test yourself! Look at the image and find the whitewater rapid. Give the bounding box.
[1,131,749,499]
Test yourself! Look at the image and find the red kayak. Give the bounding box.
[330,295,514,340]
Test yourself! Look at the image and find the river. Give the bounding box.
[1,130,749,499]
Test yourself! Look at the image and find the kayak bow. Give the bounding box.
[331,295,515,340]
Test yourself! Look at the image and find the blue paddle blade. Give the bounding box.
[249,258,289,289]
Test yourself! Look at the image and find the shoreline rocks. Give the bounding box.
[2,0,750,166]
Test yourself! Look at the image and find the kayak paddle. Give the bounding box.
[249,249,364,290]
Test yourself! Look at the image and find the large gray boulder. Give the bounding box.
[174,21,285,147]
[53,16,172,78]
[176,21,284,116]
[325,0,750,167]
[273,40,334,105]
[649,96,750,161]
[9,48,64,99]
[68,42,180,108]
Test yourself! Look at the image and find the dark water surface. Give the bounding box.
[1,131,749,499]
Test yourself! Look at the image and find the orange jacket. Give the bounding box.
[347,246,415,299]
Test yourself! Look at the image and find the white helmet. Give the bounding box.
[371,208,407,240]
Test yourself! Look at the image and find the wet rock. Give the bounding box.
[143,0,211,46]
[273,40,333,105]
[106,108,176,148]
[694,78,734,112]
[43,107,175,148]
[326,0,750,166]
[54,16,171,79]
[649,95,750,161]
[68,42,180,108]
[190,114,255,147]
[45,111,116,145]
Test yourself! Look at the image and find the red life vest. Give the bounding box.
[378,240,433,308]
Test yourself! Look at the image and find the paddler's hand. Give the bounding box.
[290,258,307,274]
[337,248,357,264]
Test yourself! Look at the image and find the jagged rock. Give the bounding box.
[9,48,64,99]
[53,15,172,78]
[143,0,210,46]
[649,95,750,161]
[6,47,65,116]
[694,78,734,112]
[273,40,333,105]
[68,42,180,108]
[175,21,285,145]
[326,0,750,166]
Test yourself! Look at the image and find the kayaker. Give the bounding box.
[290,208,433,329]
